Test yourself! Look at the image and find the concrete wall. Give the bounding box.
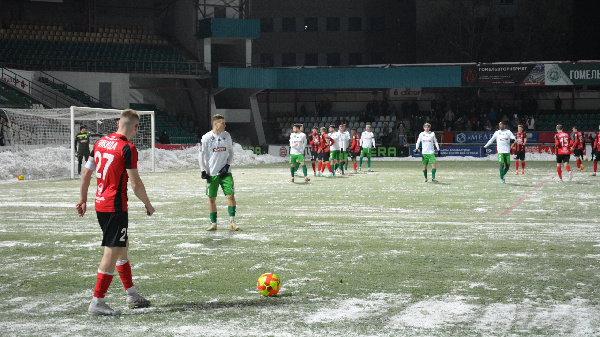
[45,71,130,109]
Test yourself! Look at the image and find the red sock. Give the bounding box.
[353,162,357,170]
[317,162,322,172]
[595,161,598,172]
[93,272,114,298]
[566,165,571,172]
[515,162,519,171]
[116,260,134,290]
[312,162,316,172]
[326,163,332,172]
[522,162,525,170]
[557,166,562,179]
[576,158,581,168]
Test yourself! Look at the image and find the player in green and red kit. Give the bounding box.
[484,121,516,184]
[512,124,527,175]
[592,124,600,176]
[359,124,376,171]
[338,124,351,175]
[76,109,155,316]
[289,123,310,183]
[318,126,334,177]
[572,126,585,171]
[308,126,320,176]
[328,125,341,175]
[414,123,440,182]
[350,128,360,173]
[555,124,573,182]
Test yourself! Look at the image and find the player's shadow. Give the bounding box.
[159,294,292,313]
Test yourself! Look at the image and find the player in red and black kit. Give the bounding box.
[308,126,320,176]
[76,109,155,316]
[555,124,573,182]
[512,124,527,175]
[571,126,585,171]
[592,125,600,176]
[350,128,361,173]
[318,126,334,177]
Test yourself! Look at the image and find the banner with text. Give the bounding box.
[454,131,538,144]
[410,145,484,157]
[545,63,600,86]
[462,64,545,87]
[388,88,422,99]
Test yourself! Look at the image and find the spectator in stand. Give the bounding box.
[381,98,389,116]
[555,95,562,113]
[488,107,497,124]
[527,115,535,131]
[359,110,367,122]
[158,131,170,144]
[444,108,455,131]
[465,119,473,131]
[381,124,391,146]
[401,101,409,119]
[410,100,419,117]
[484,120,493,131]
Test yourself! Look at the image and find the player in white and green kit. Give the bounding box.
[328,125,341,176]
[199,114,239,231]
[289,123,310,183]
[359,124,376,172]
[415,123,440,182]
[484,121,516,184]
[338,124,351,175]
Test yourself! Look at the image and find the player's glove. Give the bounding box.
[201,171,209,179]
[437,150,441,157]
[414,147,420,154]
[218,164,230,178]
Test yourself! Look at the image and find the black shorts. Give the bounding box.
[351,151,360,159]
[311,151,318,161]
[556,154,570,163]
[96,211,128,247]
[319,152,330,162]
[514,150,525,161]
[574,149,584,157]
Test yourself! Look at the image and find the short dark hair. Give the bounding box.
[80,125,87,130]
[213,114,225,122]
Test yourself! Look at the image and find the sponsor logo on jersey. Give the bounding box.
[97,183,104,195]
[97,139,118,151]
[212,147,227,152]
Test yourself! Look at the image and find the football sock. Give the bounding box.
[290,166,295,177]
[522,162,525,170]
[318,162,322,172]
[576,158,581,168]
[359,157,363,167]
[367,157,371,168]
[302,165,308,177]
[93,270,114,299]
[209,212,217,224]
[116,260,134,290]
[432,168,436,179]
[340,165,344,174]
[228,205,236,217]
[312,162,316,172]
[557,166,562,179]
[353,162,357,170]
[515,162,519,171]
[595,161,598,172]
[326,163,332,172]
[295,162,300,172]
[345,162,348,170]
[423,170,427,179]
[566,165,571,172]
[499,167,504,179]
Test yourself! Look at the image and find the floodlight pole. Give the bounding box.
[70,106,75,179]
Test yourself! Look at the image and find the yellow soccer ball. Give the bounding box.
[17,175,24,181]
[257,273,280,296]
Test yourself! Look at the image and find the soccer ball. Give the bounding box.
[17,175,24,181]
[257,273,280,296]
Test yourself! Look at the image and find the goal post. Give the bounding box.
[0,106,155,179]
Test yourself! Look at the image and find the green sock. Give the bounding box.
[499,167,504,179]
[228,206,236,217]
[345,161,348,170]
[367,157,371,168]
[341,164,344,174]
[432,168,436,179]
[359,157,363,167]
[295,162,300,172]
[423,170,427,179]
[290,166,295,177]
[302,165,307,177]
[209,212,217,224]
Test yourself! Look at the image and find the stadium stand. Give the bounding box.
[0,21,204,75]
[130,103,199,145]
[0,82,33,108]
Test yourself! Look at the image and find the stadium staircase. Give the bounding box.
[129,103,199,145]
[0,21,205,75]
[0,82,33,108]
[38,72,108,108]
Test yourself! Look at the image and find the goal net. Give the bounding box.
[0,106,155,179]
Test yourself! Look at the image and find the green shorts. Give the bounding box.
[360,148,372,158]
[498,153,510,165]
[290,154,305,164]
[206,173,235,198]
[340,151,348,160]
[330,150,341,160]
[421,153,436,166]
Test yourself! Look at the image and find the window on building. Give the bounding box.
[370,17,386,32]
[326,17,340,31]
[371,52,385,64]
[304,17,318,32]
[260,18,273,32]
[499,17,515,33]
[349,53,363,66]
[327,53,340,66]
[304,53,318,66]
[282,17,296,32]
[282,53,297,67]
[348,17,362,31]
[260,54,274,67]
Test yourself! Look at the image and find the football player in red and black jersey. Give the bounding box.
[76,109,155,316]
[572,126,585,171]
[318,126,334,177]
[350,128,361,173]
[592,126,600,176]
[512,125,527,175]
[555,124,574,182]
[308,126,320,176]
